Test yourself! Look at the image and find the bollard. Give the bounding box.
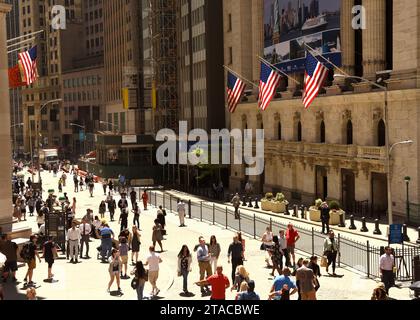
[360,217,369,232]
[254,198,259,209]
[417,227,420,245]
[300,206,306,219]
[248,197,253,208]
[338,214,346,228]
[403,224,410,242]
[188,200,192,219]
[349,215,357,230]
[373,219,382,235]
[242,196,247,206]
[284,203,290,215]
[293,205,298,217]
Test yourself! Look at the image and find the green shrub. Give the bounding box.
[274,193,286,202]
[264,192,273,200]
[329,201,341,211]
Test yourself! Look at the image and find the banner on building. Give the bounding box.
[264,0,342,73]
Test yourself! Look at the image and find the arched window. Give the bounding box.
[297,121,302,142]
[347,120,353,145]
[320,121,326,143]
[278,122,282,140]
[378,120,386,147]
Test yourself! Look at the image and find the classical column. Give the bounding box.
[362,0,386,80]
[0,1,13,234]
[334,0,356,84]
[251,0,264,83]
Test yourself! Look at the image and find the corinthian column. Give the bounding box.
[252,0,264,83]
[0,1,13,234]
[362,0,386,80]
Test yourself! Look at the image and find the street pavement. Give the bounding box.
[3,169,415,300]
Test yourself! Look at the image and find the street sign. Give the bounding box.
[79,130,85,142]
[389,224,403,244]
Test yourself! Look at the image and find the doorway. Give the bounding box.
[316,166,328,200]
[342,169,355,212]
[372,173,388,219]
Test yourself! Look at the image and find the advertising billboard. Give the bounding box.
[264,0,341,73]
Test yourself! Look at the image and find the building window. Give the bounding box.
[227,13,232,32]
[297,121,302,142]
[347,120,353,145]
[378,119,386,147]
[120,112,126,133]
[277,122,282,140]
[320,121,325,143]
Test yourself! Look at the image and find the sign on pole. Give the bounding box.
[389,224,403,244]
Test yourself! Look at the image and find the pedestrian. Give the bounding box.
[371,282,389,300]
[72,197,77,213]
[88,180,94,197]
[130,188,137,208]
[108,179,114,193]
[195,265,230,301]
[285,223,300,267]
[129,225,141,265]
[308,256,321,292]
[144,246,162,297]
[209,235,221,274]
[42,236,57,280]
[291,258,304,300]
[152,219,164,252]
[237,280,260,300]
[67,222,81,264]
[58,178,63,193]
[268,235,284,277]
[0,234,18,283]
[132,202,140,229]
[119,237,129,278]
[278,230,289,268]
[35,197,43,215]
[142,190,148,210]
[157,206,166,232]
[295,259,317,300]
[119,208,129,232]
[22,235,41,286]
[227,235,244,284]
[244,181,253,197]
[323,230,339,276]
[99,200,106,219]
[380,246,395,294]
[235,281,249,300]
[27,197,35,217]
[261,226,274,268]
[131,261,148,300]
[177,199,186,227]
[73,175,79,193]
[231,193,241,219]
[99,224,115,262]
[238,232,246,260]
[320,202,330,234]
[79,218,92,259]
[196,236,213,295]
[231,265,249,292]
[13,198,22,222]
[107,195,116,221]
[26,177,32,190]
[84,208,93,226]
[61,172,67,187]
[102,179,108,196]
[26,287,37,300]
[92,216,101,239]
[36,210,45,229]
[20,197,27,221]
[177,245,193,294]
[79,176,84,191]
[268,267,297,300]
[107,249,122,293]
[118,195,129,214]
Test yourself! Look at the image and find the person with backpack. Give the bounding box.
[131,261,148,300]
[22,235,41,286]
[0,234,18,283]
[42,236,57,280]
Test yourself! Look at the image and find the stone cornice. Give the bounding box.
[0,2,12,13]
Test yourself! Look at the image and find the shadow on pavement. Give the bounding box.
[109,290,124,297]
[3,281,45,300]
[179,292,195,298]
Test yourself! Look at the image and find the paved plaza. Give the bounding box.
[2,169,416,300]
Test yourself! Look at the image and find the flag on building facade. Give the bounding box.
[226,71,246,113]
[258,62,281,111]
[302,51,329,109]
[18,46,38,85]
[8,64,26,88]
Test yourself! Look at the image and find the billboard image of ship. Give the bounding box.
[264,0,341,73]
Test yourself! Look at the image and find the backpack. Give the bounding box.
[20,242,32,262]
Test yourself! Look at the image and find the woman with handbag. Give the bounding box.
[107,249,122,293]
[323,230,339,276]
[261,227,274,268]
[131,261,148,300]
[177,245,192,294]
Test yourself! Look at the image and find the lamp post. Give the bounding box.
[334,74,413,226]
[70,123,86,157]
[405,176,411,224]
[37,99,62,183]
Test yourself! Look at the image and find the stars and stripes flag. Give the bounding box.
[18,46,38,85]
[227,71,246,113]
[302,51,329,109]
[258,62,281,111]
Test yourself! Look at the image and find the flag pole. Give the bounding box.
[257,55,301,85]
[223,65,259,89]
[6,37,36,50]
[304,43,350,78]
[7,30,44,44]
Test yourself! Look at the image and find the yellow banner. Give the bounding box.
[122,88,129,109]
[152,81,157,110]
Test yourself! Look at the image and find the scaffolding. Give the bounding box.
[150,0,179,133]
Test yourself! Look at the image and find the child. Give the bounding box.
[118,237,129,278]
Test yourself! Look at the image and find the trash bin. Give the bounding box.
[412,255,420,298]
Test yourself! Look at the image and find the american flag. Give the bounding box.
[18,46,38,85]
[302,51,329,109]
[259,62,281,111]
[227,71,245,113]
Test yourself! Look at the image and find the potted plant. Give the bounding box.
[272,193,288,213]
[329,201,345,225]
[261,192,274,211]
[309,198,322,222]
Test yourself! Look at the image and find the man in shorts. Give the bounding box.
[0,234,18,283]
[285,224,300,267]
[23,235,41,286]
[144,246,162,297]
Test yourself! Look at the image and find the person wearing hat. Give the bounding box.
[237,280,260,300]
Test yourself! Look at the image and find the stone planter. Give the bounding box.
[330,210,345,225]
[309,208,321,222]
[261,199,273,211]
[272,201,286,214]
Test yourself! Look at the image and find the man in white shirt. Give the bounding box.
[380,246,395,294]
[144,246,162,297]
[79,218,92,259]
[278,230,288,269]
[177,200,186,227]
[67,222,81,264]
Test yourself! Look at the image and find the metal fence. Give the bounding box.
[148,190,420,282]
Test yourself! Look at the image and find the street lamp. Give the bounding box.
[100,121,119,133]
[334,74,414,226]
[70,123,86,157]
[37,99,63,184]
[405,176,411,224]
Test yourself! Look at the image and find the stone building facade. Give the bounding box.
[227,0,420,220]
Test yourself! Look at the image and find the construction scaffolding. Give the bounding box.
[150,0,179,133]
